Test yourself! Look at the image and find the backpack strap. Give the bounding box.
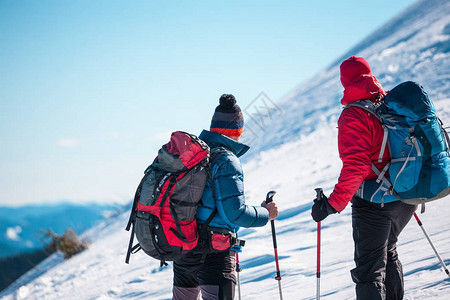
[372,163,391,187]
[345,100,388,162]
[198,149,230,239]
[439,118,450,149]
[369,163,394,206]
[198,207,218,263]
[125,169,150,231]
[202,207,218,230]
[391,145,415,191]
[125,222,136,264]
[159,174,177,208]
[125,169,151,264]
[208,148,230,196]
[149,220,169,267]
[169,200,198,243]
[346,100,393,206]
[379,126,389,163]
[345,99,381,122]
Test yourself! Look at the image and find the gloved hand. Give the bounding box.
[231,244,242,253]
[311,194,337,222]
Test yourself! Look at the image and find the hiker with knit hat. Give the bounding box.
[311,56,416,300]
[172,94,279,300]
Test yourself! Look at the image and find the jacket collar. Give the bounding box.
[199,130,250,158]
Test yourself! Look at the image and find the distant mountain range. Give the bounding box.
[0,202,121,258]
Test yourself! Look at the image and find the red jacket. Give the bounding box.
[328,60,389,212]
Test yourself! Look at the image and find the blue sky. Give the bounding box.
[0,0,416,206]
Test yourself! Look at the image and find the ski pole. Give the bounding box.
[236,252,242,300]
[266,190,283,300]
[413,212,450,278]
[315,188,323,300]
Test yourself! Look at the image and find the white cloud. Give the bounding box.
[6,226,22,241]
[57,138,81,147]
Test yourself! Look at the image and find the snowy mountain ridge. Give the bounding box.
[1,0,450,299]
[244,0,450,158]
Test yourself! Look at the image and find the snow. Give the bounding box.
[2,0,450,299]
[5,226,22,241]
[2,116,450,299]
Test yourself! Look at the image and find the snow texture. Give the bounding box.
[1,0,450,299]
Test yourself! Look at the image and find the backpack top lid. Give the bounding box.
[381,81,436,127]
[152,131,209,173]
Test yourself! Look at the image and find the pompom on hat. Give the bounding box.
[210,94,244,138]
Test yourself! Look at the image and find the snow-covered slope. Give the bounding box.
[2,0,450,299]
[244,0,450,157]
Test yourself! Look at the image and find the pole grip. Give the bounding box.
[315,188,323,201]
[266,190,276,203]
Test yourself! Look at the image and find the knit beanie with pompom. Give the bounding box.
[210,94,244,138]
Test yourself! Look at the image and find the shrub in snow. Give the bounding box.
[42,228,88,259]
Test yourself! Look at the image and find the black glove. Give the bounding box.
[311,194,337,222]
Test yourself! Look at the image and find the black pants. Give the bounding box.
[173,250,236,300]
[351,197,416,300]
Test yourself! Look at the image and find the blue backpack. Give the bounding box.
[348,81,450,206]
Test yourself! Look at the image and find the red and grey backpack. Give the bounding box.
[125,131,221,266]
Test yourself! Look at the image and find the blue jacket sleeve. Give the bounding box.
[213,152,269,228]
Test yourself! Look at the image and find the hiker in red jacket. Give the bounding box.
[311,56,417,300]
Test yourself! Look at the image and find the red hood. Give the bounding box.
[341,74,386,105]
[339,56,386,106]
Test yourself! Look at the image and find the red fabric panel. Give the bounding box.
[136,173,182,213]
[211,234,231,251]
[210,128,244,138]
[161,219,198,250]
[164,132,208,169]
[136,202,160,215]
